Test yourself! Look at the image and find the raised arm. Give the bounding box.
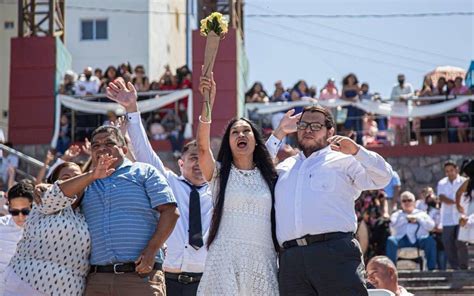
[36,150,54,185]
[265,109,301,160]
[106,78,169,176]
[197,74,217,181]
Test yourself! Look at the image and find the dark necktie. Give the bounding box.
[181,180,205,250]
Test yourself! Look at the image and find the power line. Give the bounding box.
[66,5,186,15]
[246,3,468,63]
[250,17,438,67]
[246,28,426,73]
[246,11,474,19]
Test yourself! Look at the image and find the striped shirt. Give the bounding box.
[81,159,176,265]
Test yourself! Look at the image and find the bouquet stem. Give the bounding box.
[202,31,221,119]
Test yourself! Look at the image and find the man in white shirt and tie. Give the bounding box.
[106,78,213,295]
[385,191,436,270]
[267,105,393,296]
[437,160,468,269]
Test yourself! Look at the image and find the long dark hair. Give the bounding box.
[461,159,474,202]
[207,118,279,251]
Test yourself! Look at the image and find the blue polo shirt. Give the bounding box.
[81,159,176,265]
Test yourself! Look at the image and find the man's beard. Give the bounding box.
[297,134,329,157]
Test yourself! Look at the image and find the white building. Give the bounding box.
[0,0,18,138]
[65,0,197,80]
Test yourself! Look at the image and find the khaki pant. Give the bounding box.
[85,270,166,296]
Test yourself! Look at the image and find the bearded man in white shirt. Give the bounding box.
[267,105,393,296]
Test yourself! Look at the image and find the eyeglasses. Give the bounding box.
[401,199,413,203]
[8,208,31,216]
[297,121,325,132]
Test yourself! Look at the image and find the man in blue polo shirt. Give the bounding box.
[77,125,179,295]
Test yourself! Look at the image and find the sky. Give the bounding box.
[244,0,474,97]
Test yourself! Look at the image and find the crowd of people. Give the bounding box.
[0,73,472,295]
[57,63,192,157]
[354,159,474,273]
[246,73,474,146]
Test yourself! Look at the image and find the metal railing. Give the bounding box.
[0,144,45,181]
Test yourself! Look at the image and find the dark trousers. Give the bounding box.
[279,235,368,296]
[442,225,469,269]
[165,275,199,296]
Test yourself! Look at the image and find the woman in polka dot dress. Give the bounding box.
[3,155,115,296]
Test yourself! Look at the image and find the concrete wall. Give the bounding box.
[0,1,18,138]
[387,154,472,197]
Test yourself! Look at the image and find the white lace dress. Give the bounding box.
[197,164,279,296]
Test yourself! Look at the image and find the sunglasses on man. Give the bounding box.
[8,208,31,216]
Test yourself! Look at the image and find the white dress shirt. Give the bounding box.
[127,112,213,273]
[0,215,23,290]
[266,135,393,245]
[390,83,414,100]
[389,209,435,244]
[437,175,466,226]
[74,75,100,96]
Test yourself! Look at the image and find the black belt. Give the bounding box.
[165,272,202,284]
[282,232,353,249]
[90,262,162,274]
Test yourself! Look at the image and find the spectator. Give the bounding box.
[418,75,434,97]
[0,143,19,190]
[360,82,373,101]
[0,181,33,274]
[75,66,101,96]
[161,110,184,157]
[118,62,132,77]
[341,73,364,143]
[176,65,192,89]
[384,170,402,214]
[94,68,103,81]
[245,82,269,103]
[56,114,71,155]
[432,77,447,96]
[386,191,436,270]
[159,65,178,90]
[418,76,446,144]
[362,113,379,146]
[290,79,309,100]
[319,78,339,100]
[389,74,414,145]
[270,80,289,102]
[448,76,471,143]
[59,70,76,95]
[446,79,455,94]
[132,65,150,92]
[367,256,414,296]
[437,160,469,269]
[99,66,119,93]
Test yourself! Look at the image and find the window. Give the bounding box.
[81,19,108,40]
[4,21,14,30]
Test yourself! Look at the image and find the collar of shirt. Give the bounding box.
[298,145,332,161]
[113,158,133,173]
[177,176,208,189]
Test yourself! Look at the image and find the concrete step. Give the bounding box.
[399,276,449,288]
[409,286,474,296]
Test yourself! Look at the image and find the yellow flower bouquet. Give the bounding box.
[200,12,228,118]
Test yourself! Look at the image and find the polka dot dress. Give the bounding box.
[8,183,91,296]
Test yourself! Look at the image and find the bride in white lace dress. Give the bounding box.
[196,74,280,295]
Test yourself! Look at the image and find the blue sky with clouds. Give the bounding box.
[244,0,473,97]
